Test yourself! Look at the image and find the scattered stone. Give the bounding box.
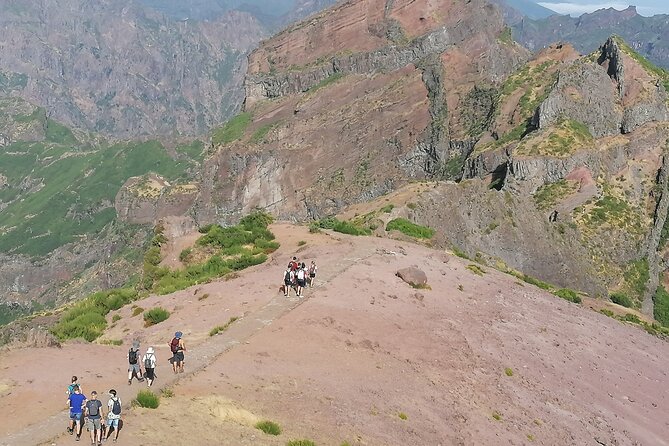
[396,267,428,287]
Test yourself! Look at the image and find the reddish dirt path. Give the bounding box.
[1,225,668,446]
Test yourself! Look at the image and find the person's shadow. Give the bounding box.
[106,420,124,439]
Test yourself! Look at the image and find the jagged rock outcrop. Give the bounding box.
[115,174,198,225]
[197,0,529,224]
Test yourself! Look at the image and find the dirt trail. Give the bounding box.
[0,226,371,446]
[1,225,669,446]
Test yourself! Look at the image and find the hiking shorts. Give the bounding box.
[309,273,316,278]
[86,417,101,430]
[106,418,120,428]
[174,351,184,363]
[69,412,82,421]
[297,279,306,287]
[284,280,292,286]
[145,368,155,380]
[128,363,140,373]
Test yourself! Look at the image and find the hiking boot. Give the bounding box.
[75,435,80,441]
[68,427,73,434]
[128,379,132,385]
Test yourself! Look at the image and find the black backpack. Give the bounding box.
[144,354,153,369]
[111,398,121,415]
[128,349,138,364]
[284,270,291,282]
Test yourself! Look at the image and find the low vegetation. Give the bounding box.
[133,390,160,409]
[385,218,435,239]
[209,316,239,336]
[653,285,669,327]
[533,180,579,211]
[504,367,514,377]
[613,36,669,94]
[212,112,252,145]
[610,292,634,308]
[599,304,669,337]
[492,411,502,421]
[398,412,408,420]
[516,119,593,157]
[287,441,316,446]
[312,217,372,236]
[51,288,138,341]
[143,307,170,327]
[466,264,486,276]
[553,288,582,304]
[150,211,278,295]
[255,420,281,435]
[307,72,344,93]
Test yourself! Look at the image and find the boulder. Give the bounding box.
[396,267,428,287]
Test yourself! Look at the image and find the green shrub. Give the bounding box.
[143,307,170,326]
[610,292,633,308]
[553,288,581,304]
[99,339,123,346]
[255,420,281,435]
[50,288,138,341]
[385,218,435,239]
[452,246,469,259]
[209,316,239,336]
[179,248,192,262]
[287,441,316,446]
[492,411,502,421]
[160,388,174,398]
[600,309,615,318]
[111,314,122,323]
[654,285,669,327]
[133,390,159,409]
[504,367,514,377]
[132,306,144,317]
[333,220,371,236]
[380,204,394,213]
[622,313,642,324]
[297,240,306,246]
[398,412,408,420]
[521,274,551,291]
[466,264,486,276]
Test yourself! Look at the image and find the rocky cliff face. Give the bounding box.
[196,0,528,224]
[193,1,669,316]
[0,0,265,137]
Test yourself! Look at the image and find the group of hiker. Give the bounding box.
[283,257,318,297]
[65,332,186,444]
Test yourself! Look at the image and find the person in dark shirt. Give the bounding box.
[66,385,86,441]
[84,390,104,446]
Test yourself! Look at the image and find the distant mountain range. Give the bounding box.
[513,6,669,69]
[491,0,557,23]
[0,0,337,138]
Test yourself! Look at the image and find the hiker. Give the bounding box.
[127,340,143,385]
[84,390,103,446]
[143,346,157,387]
[66,384,86,440]
[290,256,299,271]
[308,260,318,287]
[66,375,83,395]
[103,389,122,443]
[296,262,307,297]
[283,265,294,297]
[170,331,186,373]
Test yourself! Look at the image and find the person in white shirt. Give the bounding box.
[142,347,157,387]
[103,389,122,443]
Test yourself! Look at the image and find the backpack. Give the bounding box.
[170,337,180,353]
[284,270,291,282]
[111,398,121,415]
[144,354,153,369]
[297,269,305,280]
[128,349,138,364]
[67,384,79,395]
[87,400,100,417]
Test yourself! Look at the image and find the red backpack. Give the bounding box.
[169,337,180,353]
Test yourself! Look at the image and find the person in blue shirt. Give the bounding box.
[66,385,86,441]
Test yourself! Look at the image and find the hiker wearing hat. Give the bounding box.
[127,340,144,385]
[103,389,122,443]
[142,347,157,387]
[169,332,186,374]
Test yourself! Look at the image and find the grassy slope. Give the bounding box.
[0,104,201,257]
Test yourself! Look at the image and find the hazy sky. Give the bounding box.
[537,0,669,16]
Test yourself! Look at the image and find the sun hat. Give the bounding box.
[108,389,117,396]
[175,331,182,339]
[147,346,154,354]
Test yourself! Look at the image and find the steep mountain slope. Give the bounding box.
[0,0,265,137]
[0,96,202,314]
[181,0,669,321]
[513,6,669,69]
